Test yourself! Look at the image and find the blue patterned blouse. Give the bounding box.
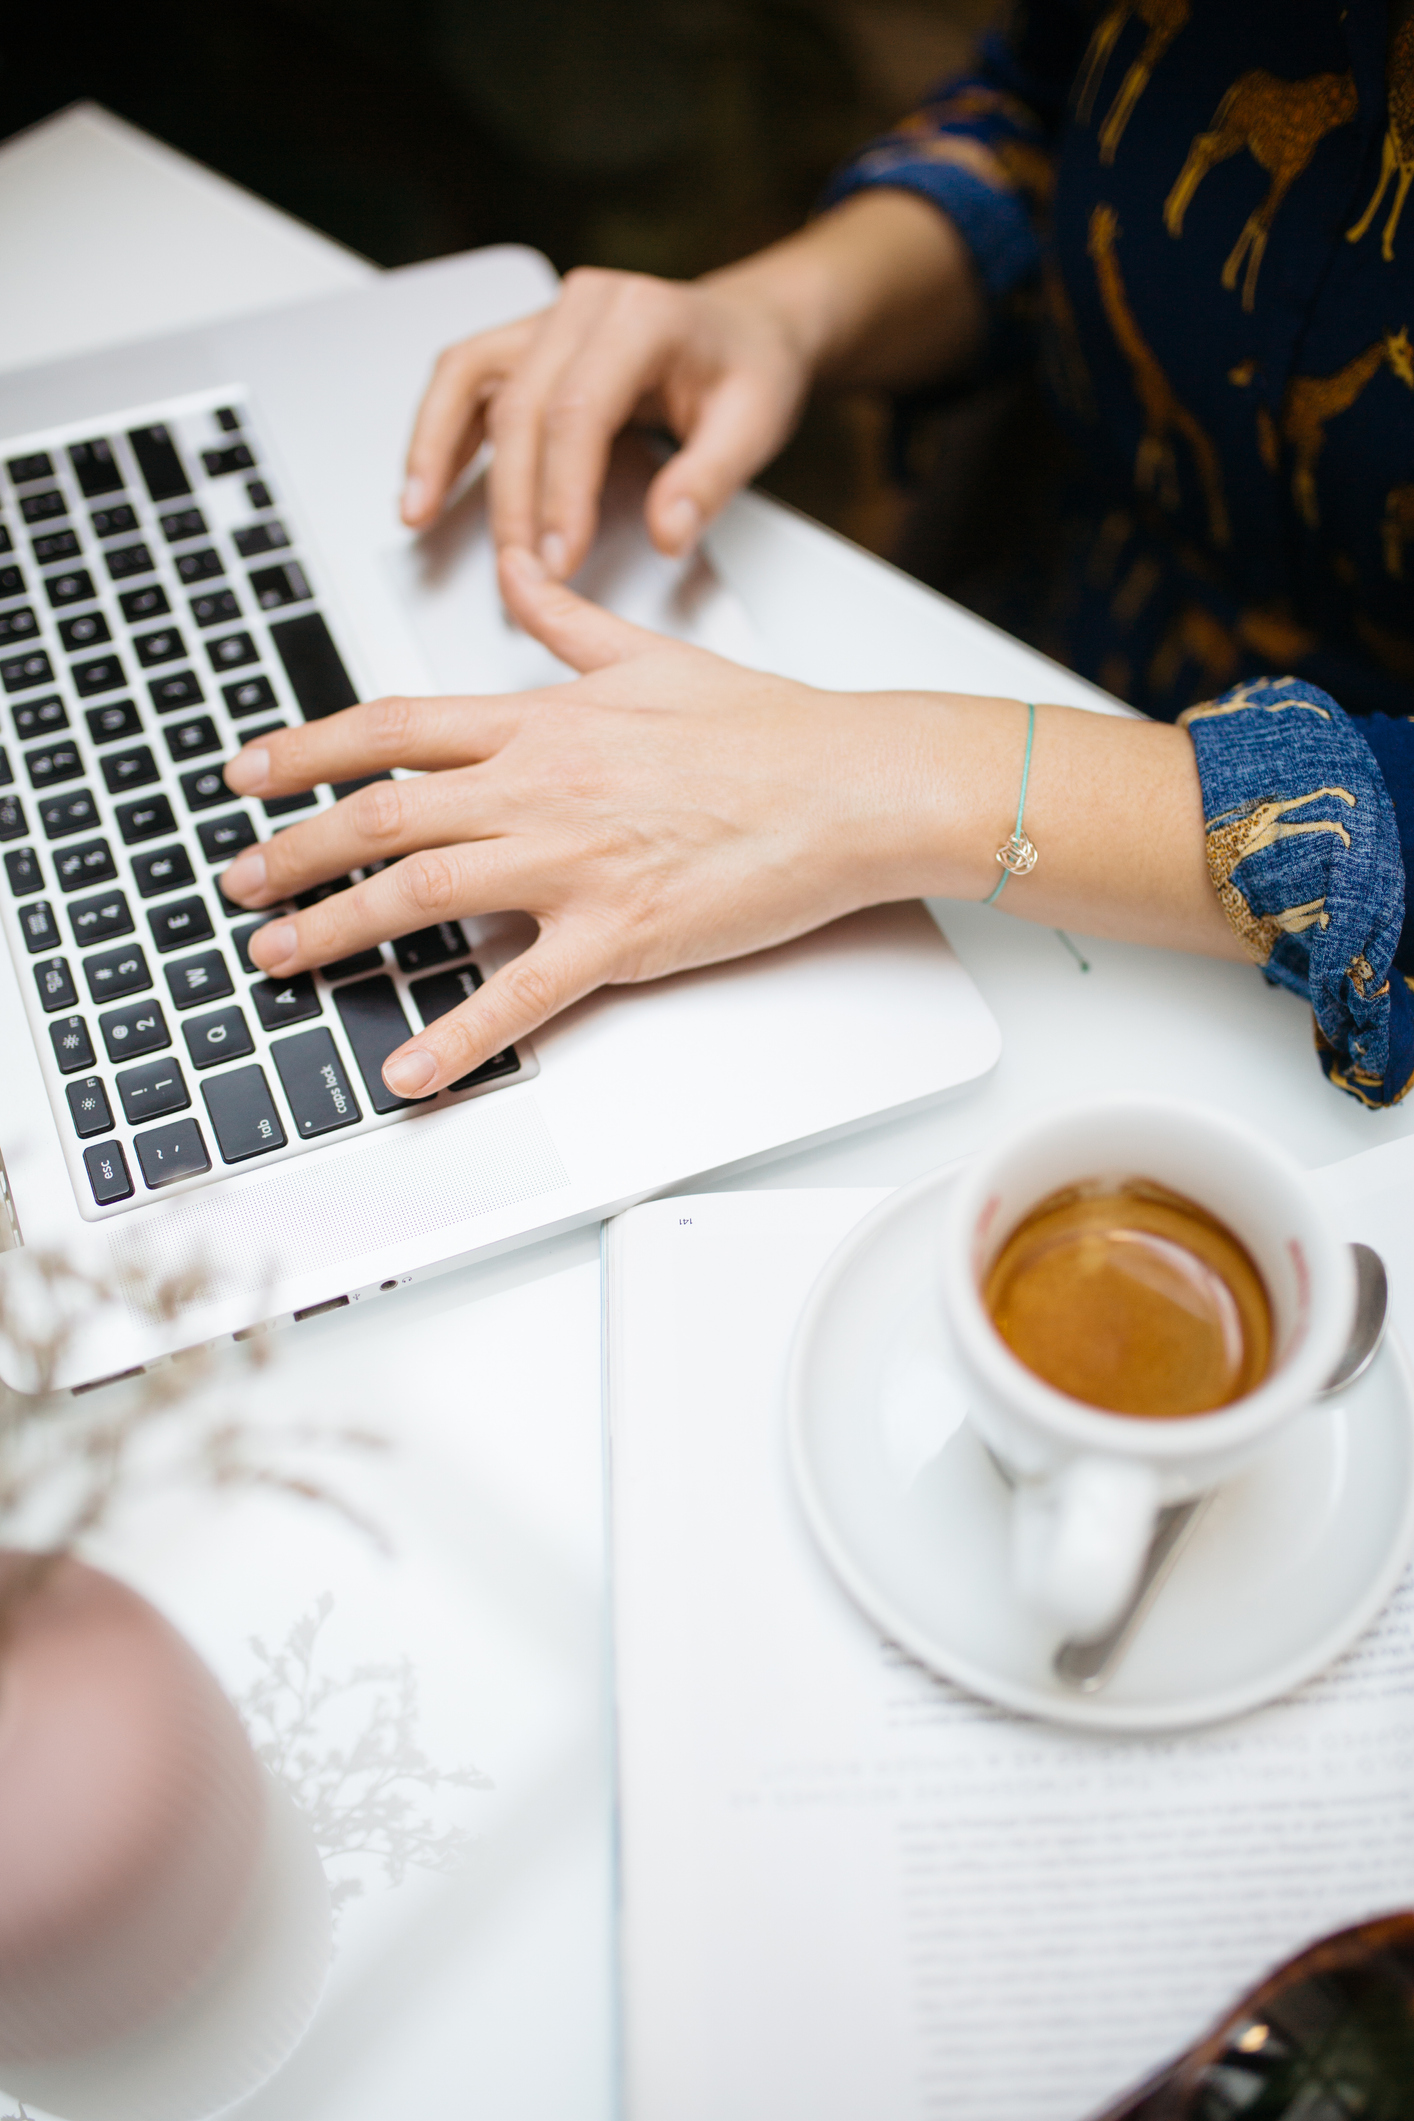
[829,0,1414,1106]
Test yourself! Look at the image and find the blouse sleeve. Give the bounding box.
[820,4,1092,302]
[1179,678,1414,1107]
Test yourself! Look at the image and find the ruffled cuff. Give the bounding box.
[1180,677,1414,1107]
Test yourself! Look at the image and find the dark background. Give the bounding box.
[0,0,993,550]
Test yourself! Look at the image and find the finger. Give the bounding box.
[403,318,540,526]
[222,770,497,911]
[645,370,797,555]
[381,923,610,1097]
[533,315,680,578]
[485,279,620,558]
[222,693,518,807]
[497,545,663,673]
[241,839,527,975]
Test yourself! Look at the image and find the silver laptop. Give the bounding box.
[0,247,1000,1388]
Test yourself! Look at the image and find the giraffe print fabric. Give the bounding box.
[828,0,1414,1103]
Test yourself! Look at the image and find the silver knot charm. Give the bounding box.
[994,831,1039,878]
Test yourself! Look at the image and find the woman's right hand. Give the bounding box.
[400,264,817,580]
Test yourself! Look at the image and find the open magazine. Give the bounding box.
[605,1162,1414,2121]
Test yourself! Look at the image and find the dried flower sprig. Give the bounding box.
[0,1245,388,1639]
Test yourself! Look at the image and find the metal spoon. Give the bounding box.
[1053,1241,1390,1692]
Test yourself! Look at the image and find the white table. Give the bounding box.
[3,102,1410,2121]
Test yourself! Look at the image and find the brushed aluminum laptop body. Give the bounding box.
[0,248,1000,1387]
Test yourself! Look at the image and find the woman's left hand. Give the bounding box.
[218,548,982,1098]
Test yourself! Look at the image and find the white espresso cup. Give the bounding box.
[940,1097,1356,1642]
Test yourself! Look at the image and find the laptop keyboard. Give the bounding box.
[0,389,533,1220]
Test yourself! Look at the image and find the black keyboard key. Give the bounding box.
[4,846,41,894]
[160,506,206,543]
[21,490,66,525]
[116,794,177,845]
[134,627,185,669]
[263,790,319,818]
[232,915,283,972]
[85,699,142,746]
[203,1064,286,1162]
[91,503,138,540]
[69,888,132,947]
[197,811,256,861]
[32,529,79,565]
[0,792,27,840]
[184,1003,253,1068]
[333,974,426,1113]
[148,671,203,714]
[321,947,383,980]
[50,1014,95,1072]
[189,588,241,628]
[34,956,77,1011]
[85,941,152,1003]
[246,480,274,510]
[271,1026,361,1136]
[7,451,52,485]
[3,650,55,692]
[392,922,467,974]
[166,949,233,1011]
[68,439,123,498]
[0,606,39,645]
[233,520,289,559]
[101,746,160,795]
[0,564,23,598]
[0,527,10,555]
[40,789,99,838]
[128,425,192,504]
[165,714,220,762]
[0,743,9,786]
[84,1139,133,1205]
[250,971,319,1030]
[67,1075,115,1138]
[72,653,125,697]
[131,842,195,897]
[58,612,110,654]
[181,763,231,811]
[149,895,214,954]
[133,1116,209,1189]
[269,612,357,724]
[449,1047,521,1090]
[249,561,311,610]
[176,547,223,584]
[99,997,168,1061]
[207,631,257,673]
[13,695,66,739]
[116,1055,189,1125]
[25,741,83,789]
[294,873,353,910]
[46,568,95,607]
[216,407,240,432]
[55,837,116,891]
[120,584,170,624]
[106,542,155,581]
[19,897,58,952]
[202,443,255,477]
[222,674,277,719]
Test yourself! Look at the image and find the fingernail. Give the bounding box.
[222,850,266,900]
[660,496,702,552]
[384,1048,437,1096]
[250,920,296,968]
[539,530,567,577]
[402,474,427,521]
[224,746,270,794]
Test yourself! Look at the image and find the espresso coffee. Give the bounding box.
[983,1179,1272,1417]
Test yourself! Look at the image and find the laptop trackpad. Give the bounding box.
[380,436,765,696]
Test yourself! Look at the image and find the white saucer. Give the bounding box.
[786,1167,1414,1733]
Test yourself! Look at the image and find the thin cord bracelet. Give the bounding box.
[983,699,1039,906]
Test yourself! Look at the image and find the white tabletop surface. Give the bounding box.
[4,102,1411,2121]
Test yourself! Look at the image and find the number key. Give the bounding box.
[99,997,169,1062]
[84,942,152,1003]
[55,837,117,891]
